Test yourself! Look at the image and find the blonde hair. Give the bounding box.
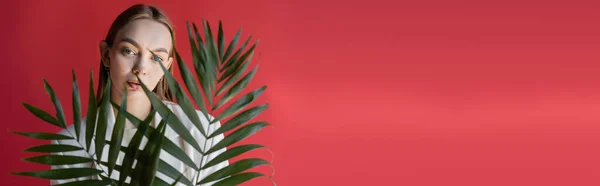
[96,4,175,103]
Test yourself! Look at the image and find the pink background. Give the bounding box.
[2,0,600,185]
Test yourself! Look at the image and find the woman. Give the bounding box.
[50,4,228,185]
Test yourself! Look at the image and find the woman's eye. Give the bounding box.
[122,48,136,55]
[152,55,163,63]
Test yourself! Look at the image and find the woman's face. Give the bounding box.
[101,19,173,103]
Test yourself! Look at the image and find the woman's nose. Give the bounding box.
[132,55,152,75]
[131,68,144,75]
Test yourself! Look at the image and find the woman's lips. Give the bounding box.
[127,82,141,90]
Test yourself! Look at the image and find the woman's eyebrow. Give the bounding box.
[120,37,140,48]
[148,47,169,54]
[120,37,169,54]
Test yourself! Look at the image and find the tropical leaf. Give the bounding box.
[212,172,267,186]
[111,105,200,171]
[137,74,204,154]
[202,144,265,170]
[157,159,194,185]
[11,131,72,140]
[220,35,252,74]
[215,51,252,97]
[12,168,102,180]
[43,78,67,128]
[100,147,194,186]
[173,47,210,122]
[85,69,98,150]
[117,110,155,186]
[130,119,167,186]
[202,20,219,89]
[217,20,225,59]
[213,86,267,123]
[214,65,259,110]
[191,22,215,108]
[169,175,184,186]
[22,103,60,127]
[98,174,126,186]
[209,104,268,138]
[52,179,113,186]
[206,122,270,154]
[152,178,173,186]
[219,42,258,85]
[23,155,94,165]
[23,144,83,153]
[153,50,207,137]
[191,22,204,47]
[221,27,242,65]
[198,158,270,185]
[188,20,274,186]
[72,70,82,140]
[95,77,111,161]
[107,87,128,176]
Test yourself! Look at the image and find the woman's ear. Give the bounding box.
[99,41,110,67]
[167,56,174,69]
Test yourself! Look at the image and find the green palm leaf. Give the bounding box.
[12,168,102,180]
[53,180,113,186]
[206,122,270,154]
[198,158,270,185]
[107,87,128,176]
[43,79,67,128]
[117,110,155,186]
[111,105,200,170]
[137,75,204,154]
[95,77,111,161]
[153,50,207,137]
[152,177,173,186]
[22,103,60,127]
[202,144,265,170]
[100,149,194,186]
[173,47,210,122]
[191,22,216,108]
[72,70,82,140]
[214,65,259,110]
[23,144,83,153]
[217,20,225,59]
[189,22,214,109]
[52,180,113,186]
[157,159,194,185]
[23,155,93,165]
[220,35,252,74]
[213,86,267,123]
[191,20,274,186]
[209,104,268,138]
[130,119,167,186]
[99,174,127,186]
[191,22,204,47]
[221,27,242,65]
[11,131,72,140]
[219,42,258,85]
[212,172,267,186]
[201,20,219,94]
[169,175,184,186]
[215,51,252,97]
[85,69,98,150]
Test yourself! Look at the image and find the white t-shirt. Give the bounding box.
[50,100,228,186]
